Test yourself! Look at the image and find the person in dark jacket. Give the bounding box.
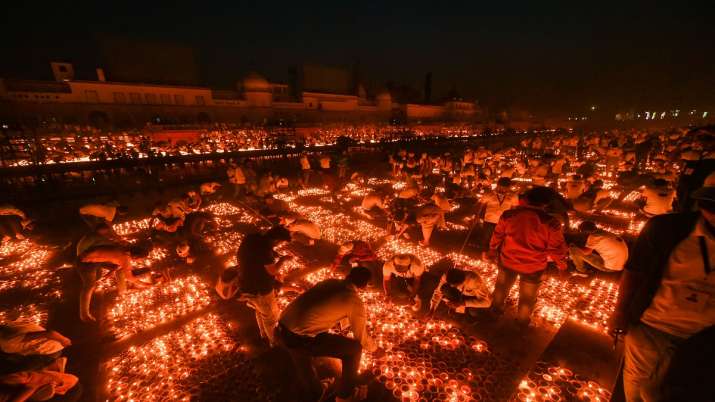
[609,183,715,402]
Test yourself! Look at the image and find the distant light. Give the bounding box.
[590,105,597,111]
[704,112,709,118]
[660,112,666,119]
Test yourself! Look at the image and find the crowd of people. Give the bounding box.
[0,123,487,168]
[1,124,713,401]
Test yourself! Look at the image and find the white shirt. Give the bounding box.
[361,194,385,211]
[279,279,376,351]
[641,218,715,338]
[481,191,519,224]
[0,322,64,356]
[586,231,628,271]
[0,205,26,220]
[79,204,117,222]
[383,255,425,278]
[287,219,321,239]
[642,187,674,216]
[430,271,491,312]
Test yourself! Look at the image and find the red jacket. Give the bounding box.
[489,206,567,273]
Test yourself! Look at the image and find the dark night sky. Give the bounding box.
[1,1,713,115]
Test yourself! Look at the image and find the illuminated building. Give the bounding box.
[0,62,481,127]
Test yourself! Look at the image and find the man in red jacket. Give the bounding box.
[488,186,568,326]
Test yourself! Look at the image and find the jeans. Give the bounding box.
[276,324,362,400]
[623,322,684,402]
[490,266,543,324]
[241,291,279,345]
[569,245,609,273]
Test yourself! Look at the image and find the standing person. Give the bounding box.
[276,267,382,402]
[236,226,292,346]
[299,153,312,188]
[488,187,568,326]
[337,151,349,180]
[382,254,425,310]
[609,184,715,402]
[569,221,628,276]
[79,202,126,230]
[227,161,247,197]
[319,154,331,172]
[478,178,519,255]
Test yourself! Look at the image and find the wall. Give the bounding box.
[404,104,445,120]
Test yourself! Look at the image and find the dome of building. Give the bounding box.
[243,72,271,92]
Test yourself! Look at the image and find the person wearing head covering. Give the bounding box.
[382,254,425,309]
[610,176,715,402]
[488,187,568,326]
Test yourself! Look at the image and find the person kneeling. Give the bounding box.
[429,268,491,318]
[276,267,384,402]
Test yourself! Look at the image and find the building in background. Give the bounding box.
[0,61,483,128]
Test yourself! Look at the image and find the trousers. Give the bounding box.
[276,324,361,400]
[623,322,684,402]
